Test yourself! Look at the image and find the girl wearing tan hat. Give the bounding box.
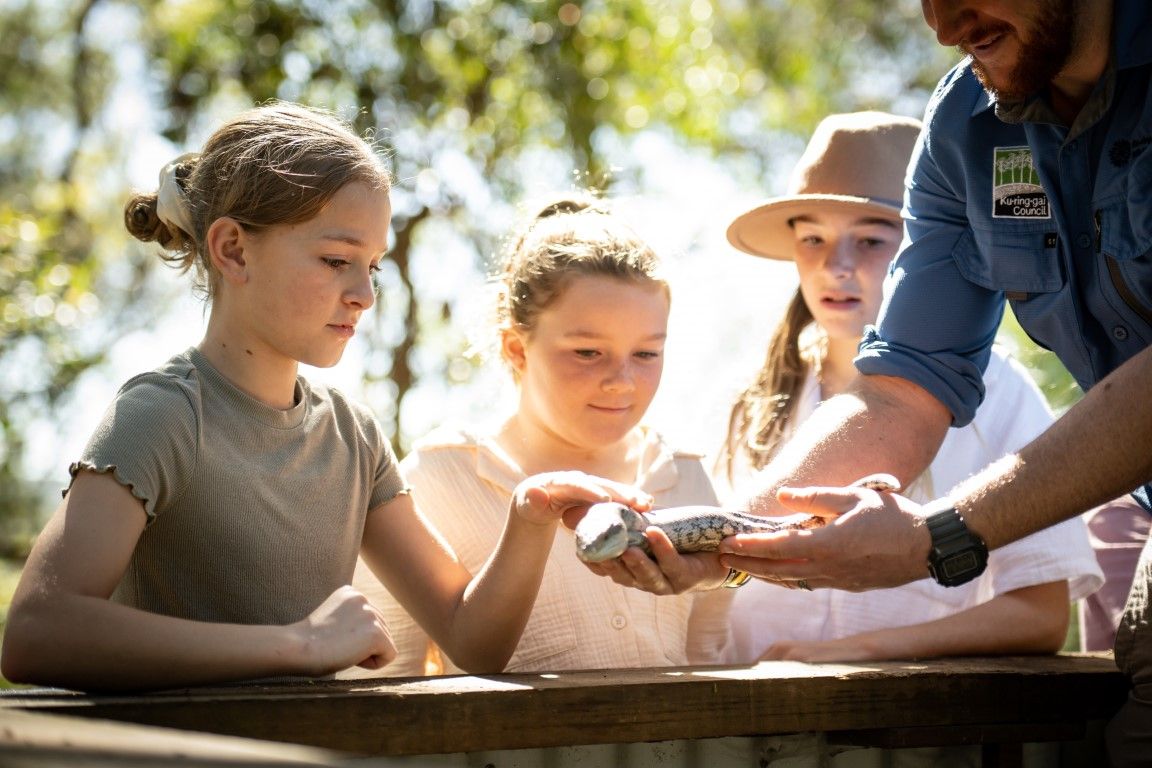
[717,112,1102,665]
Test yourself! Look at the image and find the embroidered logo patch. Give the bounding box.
[992,146,1050,219]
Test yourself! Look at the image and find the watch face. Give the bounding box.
[931,545,988,587]
[926,507,989,587]
[941,551,982,580]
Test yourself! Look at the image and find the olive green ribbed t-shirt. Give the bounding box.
[68,347,406,626]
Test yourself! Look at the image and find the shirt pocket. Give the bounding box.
[1099,199,1152,262]
[1097,147,1152,320]
[953,224,1065,295]
[1100,143,1152,260]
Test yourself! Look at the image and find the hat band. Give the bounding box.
[867,195,904,210]
[786,192,904,211]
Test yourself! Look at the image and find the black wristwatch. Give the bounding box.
[925,505,988,587]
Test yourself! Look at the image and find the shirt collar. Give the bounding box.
[994,62,1116,138]
[971,70,997,118]
[474,436,524,495]
[640,431,683,496]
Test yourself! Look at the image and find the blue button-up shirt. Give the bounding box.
[856,1,1152,507]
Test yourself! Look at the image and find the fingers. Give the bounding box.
[580,534,726,595]
[560,506,586,531]
[646,529,728,592]
[583,548,674,595]
[356,636,398,670]
[361,607,398,669]
[515,473,605,515]
[597,478,653,511]
[516,471,653,525]
[617,548,675,594]
[766,478,900,558]
[775,486,864,517]
[301,587,398,676]
[776,473,902,518]
[644,526,678,561]
[520,484,553,511]
[718,533,820,584]
[759,642,799,661]
[761,639,869,664]
[760,641,824,663]
[357,645,398,670]
[720,477,925,593]
[722,561,818,589]
[850,473,902,493]
[513,474,604,527]
[537,471,652,509]
[718,528,819,560]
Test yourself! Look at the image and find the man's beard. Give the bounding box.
[965,0,1077,100]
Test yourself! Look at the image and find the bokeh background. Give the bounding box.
[0,0,1083,674]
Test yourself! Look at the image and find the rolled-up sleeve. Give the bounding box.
[855,81,1005,427]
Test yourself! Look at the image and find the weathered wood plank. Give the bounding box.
[0,654,1127,757]
[0,708,347,767]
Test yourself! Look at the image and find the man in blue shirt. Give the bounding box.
[715,1,1151,761]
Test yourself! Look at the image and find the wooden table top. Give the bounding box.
[0,654,1128,757]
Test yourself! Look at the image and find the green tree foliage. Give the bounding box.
[999,308,1084,414]
[1,0,162,554]
[0,0,1064,554]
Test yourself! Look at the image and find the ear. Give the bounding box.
[205,217,249,284]
[500,326,528,374]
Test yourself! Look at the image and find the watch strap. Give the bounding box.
[925,506,988,587]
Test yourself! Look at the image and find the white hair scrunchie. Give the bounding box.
[156,152,200,237]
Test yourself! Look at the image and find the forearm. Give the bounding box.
[358,495,547,674]
[855,582,1069,659]
[685,589,735,664]
[371,473,646,673]
[744,374,950,513]
[2,472,353,692]
[440,514,558,673]
[767,582,1069,662]
[2,593,305,692]
[951,346,1152,550]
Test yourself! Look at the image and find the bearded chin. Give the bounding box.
[969,58,1008,99]
[969,54,1066,102]
[964,0,1076,101]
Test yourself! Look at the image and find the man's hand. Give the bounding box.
[719,482,931,592]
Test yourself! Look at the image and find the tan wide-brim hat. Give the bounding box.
[726,111,923,261]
